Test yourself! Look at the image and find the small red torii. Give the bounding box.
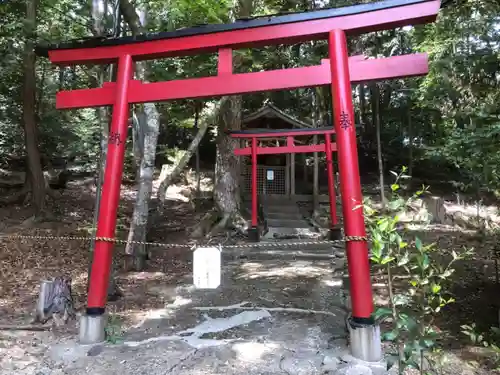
[37,0,440,359]
[230,127,340,241]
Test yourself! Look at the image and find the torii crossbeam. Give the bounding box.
[37,0,440,358]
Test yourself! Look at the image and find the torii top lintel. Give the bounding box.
[37,0,440,65]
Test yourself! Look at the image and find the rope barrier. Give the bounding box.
[0,234,368,249]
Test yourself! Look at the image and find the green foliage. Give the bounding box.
[105,314,124,344]
[366,168,473,374]
[461,324,500,370]
[1,0,497,187]
[411,0,500,186]
[426,121,500,196]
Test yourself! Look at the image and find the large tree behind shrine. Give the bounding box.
[212,0,255,233]
[22,0,46,215]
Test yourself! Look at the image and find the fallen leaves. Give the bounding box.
[0,182,197,327]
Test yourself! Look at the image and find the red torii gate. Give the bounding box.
[227,52,430,242]
[230,127,340,241]
[37,0,440,358]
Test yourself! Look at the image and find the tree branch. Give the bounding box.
[157,119,210,202]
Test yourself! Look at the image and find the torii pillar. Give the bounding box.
[330,29,380,362]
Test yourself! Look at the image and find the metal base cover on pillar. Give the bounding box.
[79,314,106,345]
[329,225,342,241]
[248,226,260,242]
[348,316,382,362]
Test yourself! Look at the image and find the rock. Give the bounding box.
[345,364,373,375]
[280,356,319,375]
[87,344,104,357]
[322,354,339,371]
[338,354,387,375]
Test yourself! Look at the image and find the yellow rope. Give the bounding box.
[0,234,368,249]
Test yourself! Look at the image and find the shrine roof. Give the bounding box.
[243,103,313,129]
[36,0,435,56]
[232,125,364,138]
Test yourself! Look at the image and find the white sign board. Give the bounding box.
[266,169,274,181]
[193,247,221,289]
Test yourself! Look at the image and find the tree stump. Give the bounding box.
[34,276,75,326]
[46,169,69,190]
[423,196,447,224]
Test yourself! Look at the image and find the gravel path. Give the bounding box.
[2,247,370,375]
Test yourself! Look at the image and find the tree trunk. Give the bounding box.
[371,83,386,206]
[33,276,75,326]
[358,83,367,148]
[92,0,107,35]
[194,104,201,199]
[214,96,243,221]
[358,84,366,127]
[36,62,46,117]
[211,0,254,232]
[120,0,162,270]
[407,104,413,177]
[23,0,46,215]
[125,100,160,270]
[132,112,145,182]
[157,117,209,202]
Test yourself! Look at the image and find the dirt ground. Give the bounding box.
[0,180,499,374]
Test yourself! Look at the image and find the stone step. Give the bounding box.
[263,205,302,214]
[231,250,336,261]
[266,212,304,220]
[263,227,318,240]
[259,197,297,203]
[273,239,344,251]
[225,240,345,261]
[266,218,311,228]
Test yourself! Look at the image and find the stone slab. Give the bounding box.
[266,211,304,220]
[266,218,312,228]
[263,226,320,239]
[263,204,302,214]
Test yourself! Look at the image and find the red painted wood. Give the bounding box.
[231,128,336,138]
[56,54,428,109]
[86,54,133,311]
[234,143,336,156]
[48,0,439,64]
[251,137,258,228]
[329,30,373,319]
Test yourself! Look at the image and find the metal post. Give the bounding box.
[325,134,341,239]
[81,54,133,343]
[248,136,259,241]
[329,29,380,362]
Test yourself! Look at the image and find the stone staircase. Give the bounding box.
[260,197,321,240]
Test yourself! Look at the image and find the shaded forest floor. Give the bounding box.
[0,178,499,374]
[0,178,200,327]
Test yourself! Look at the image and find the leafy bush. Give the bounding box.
[364,167,473,374]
